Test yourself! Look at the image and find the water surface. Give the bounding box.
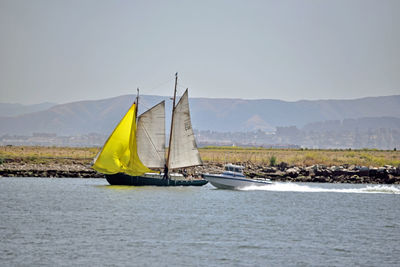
[1,178,399,266]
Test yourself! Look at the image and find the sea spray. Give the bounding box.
[240,182,400,194]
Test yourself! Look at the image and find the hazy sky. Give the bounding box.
[0,0,399,104]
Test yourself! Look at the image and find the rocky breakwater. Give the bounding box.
[0,161,104,178]
[236,163,400,184]
[2,159,400,184]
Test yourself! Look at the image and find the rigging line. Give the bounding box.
[177,83,189,90]
[146,78,174,93]
[177,84,191,97]
[176,77,192,89]
[175,82,189,94]
[138,102,152,114]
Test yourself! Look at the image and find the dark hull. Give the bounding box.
[106,173,208,186]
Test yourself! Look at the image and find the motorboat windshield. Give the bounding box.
[223,164,245,177]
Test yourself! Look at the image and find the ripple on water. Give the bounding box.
[0,178,399,266]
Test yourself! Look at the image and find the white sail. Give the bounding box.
[137,101,166,168]
[168,90,202,169]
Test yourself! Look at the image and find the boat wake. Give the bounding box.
[240,183,400,194]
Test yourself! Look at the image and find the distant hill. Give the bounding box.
[0,102,56,117]
[302,117,400,132]
[0,95,399,135]
[190,95,400,132]
[197,116,400,149]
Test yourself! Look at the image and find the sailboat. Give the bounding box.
[92,73,208,186]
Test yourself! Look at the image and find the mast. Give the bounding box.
[129,88,139,154]
[167,89,203,169]
[135,88,139,119]
[166,72,178,168]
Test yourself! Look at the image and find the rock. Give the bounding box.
[262,167,277,173]
[330,165,342,172]
[385,174,397,184]
[299,167,310,176]
[277,162,288,171]
[299,176,312,182]
[265,171,286,178]
[305,166,315,176]
[378,167,386,172]
[350,175,360,182]
[315,169,332,177]
[285,167,300,178]
[331,166,345,176]
[245,171,265,178]
[331,175,345,183]
[375,168,389,179]
[312,176,329,183]
[369,167,379,177]
[348,165,357,171]
[359,166,369,176]
[385,166,397,175]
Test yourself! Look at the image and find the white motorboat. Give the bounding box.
[202,164,272,190]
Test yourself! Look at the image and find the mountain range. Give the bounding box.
[0,102,56,117]
[1,95,399,136]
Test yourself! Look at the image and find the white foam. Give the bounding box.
[240,183,400,194]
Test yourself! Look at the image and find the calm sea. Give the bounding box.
[1,178,399,266]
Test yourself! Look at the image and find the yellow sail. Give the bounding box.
[92,103,155,176]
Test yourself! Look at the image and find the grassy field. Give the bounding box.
[0,146,98,164]
[200,146,400,167]
[0,145,399,167]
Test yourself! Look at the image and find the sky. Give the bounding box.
[0,0,399,104]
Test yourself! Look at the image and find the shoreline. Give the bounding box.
[1,161,399,184]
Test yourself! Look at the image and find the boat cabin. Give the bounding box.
[223,164,245,177]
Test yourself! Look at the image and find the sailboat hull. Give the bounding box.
[106,173,208,186]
